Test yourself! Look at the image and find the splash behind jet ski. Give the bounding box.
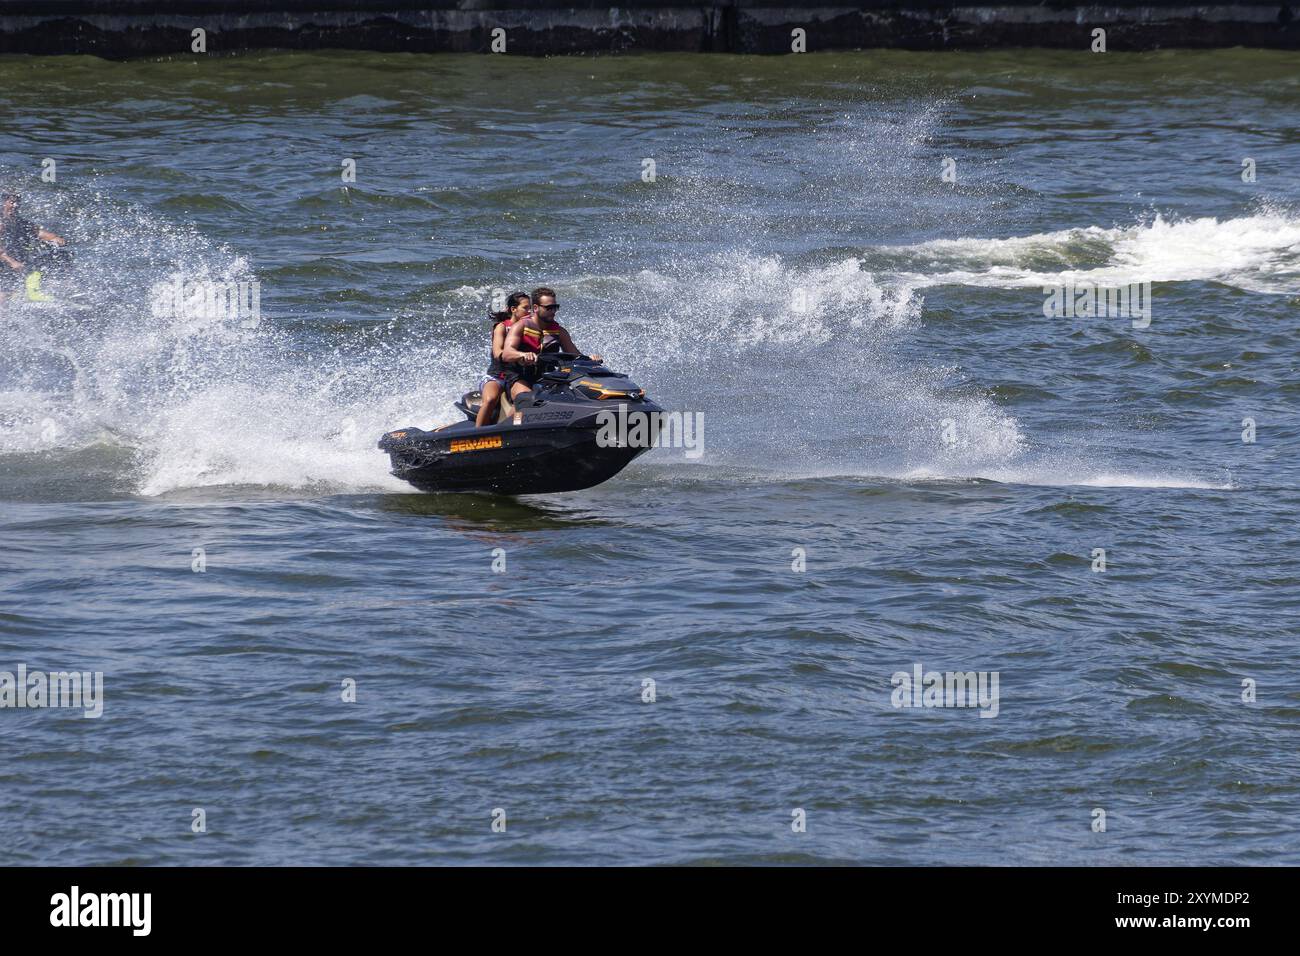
[378,352,662,495]
[5,244,83,311]
[25,243,74,278]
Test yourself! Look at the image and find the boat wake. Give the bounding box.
[875,209,1300,295]
[0,186,1275,498]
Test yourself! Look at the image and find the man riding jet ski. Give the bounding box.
[499,287,584,396]
[378,288,661,495]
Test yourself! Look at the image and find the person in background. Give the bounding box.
[0,193,66,304]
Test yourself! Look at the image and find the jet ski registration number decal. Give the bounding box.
[449,435,504,453]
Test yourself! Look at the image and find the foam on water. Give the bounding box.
[572,244,1245,491]
[893,467,1231,491]
[2,184,1269,497]
[881,210,1300,294]
[0,185,472,495]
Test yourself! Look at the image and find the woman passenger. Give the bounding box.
[475,291,531,427]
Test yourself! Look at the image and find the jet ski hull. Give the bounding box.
[379,398,662,495]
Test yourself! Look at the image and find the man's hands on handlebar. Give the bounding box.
[538,351,601,364]
[517,350,606,369]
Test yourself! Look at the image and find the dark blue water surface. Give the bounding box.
[1,50,1297,864]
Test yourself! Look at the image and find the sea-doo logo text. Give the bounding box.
[595,406,704,459]
[890,663,999,718]
[1042,280,1151,329]
[50,886,151,936]
[0,664,103,718]
[450,435,503,453]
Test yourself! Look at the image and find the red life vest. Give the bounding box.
[519,318,563,353]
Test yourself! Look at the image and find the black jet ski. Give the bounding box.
[378,352,663,495]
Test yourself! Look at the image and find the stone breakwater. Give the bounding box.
[0,2,1296,57]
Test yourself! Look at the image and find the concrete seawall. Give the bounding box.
[1,1,1296,57]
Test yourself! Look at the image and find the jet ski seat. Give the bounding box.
[497,389,517,423]
[457,386,519,426]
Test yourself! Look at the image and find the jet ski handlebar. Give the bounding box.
[535,351,592,367]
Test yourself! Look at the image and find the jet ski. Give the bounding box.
[378,351,663,495]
